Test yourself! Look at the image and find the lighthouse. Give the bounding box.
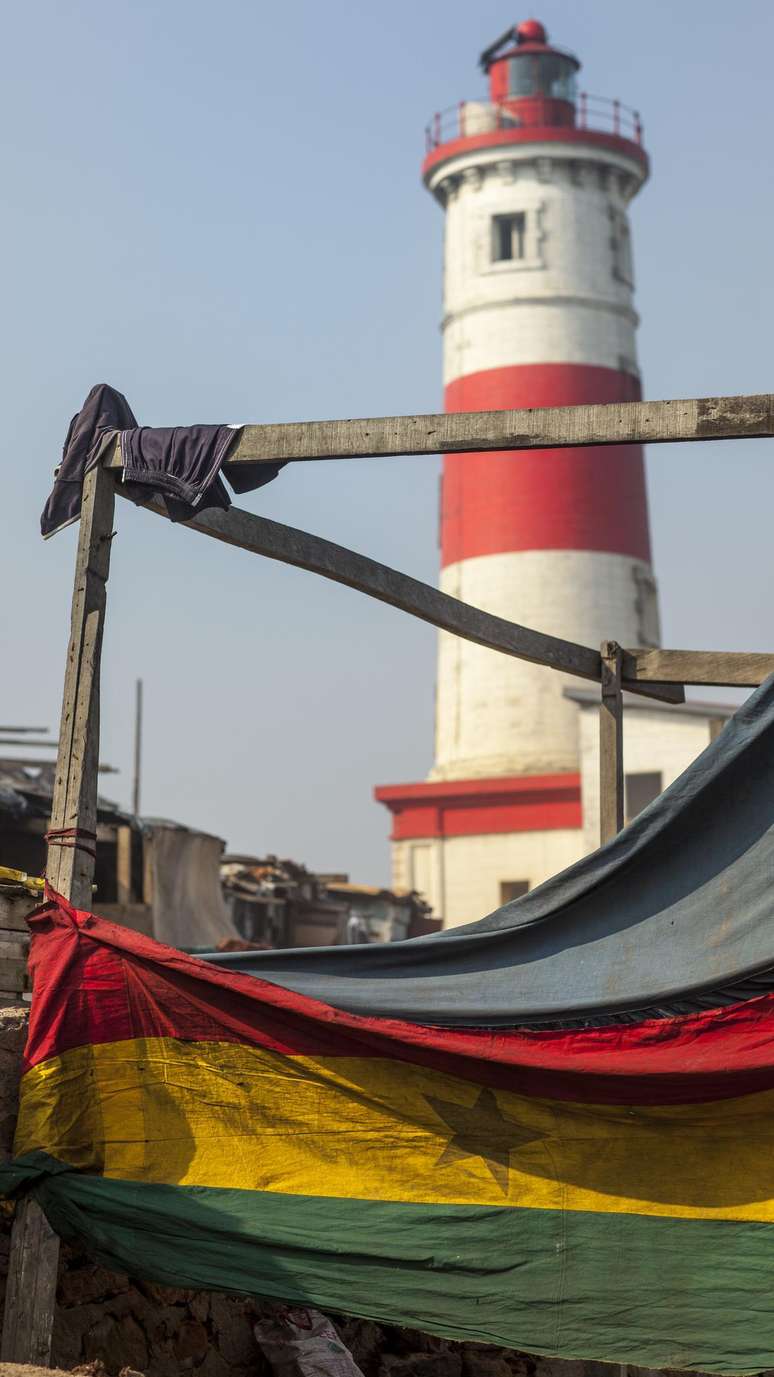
[375,20,695,926]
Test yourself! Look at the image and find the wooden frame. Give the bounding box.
[2,462,116,1364]
[599,642,625,846]
[5,391,774,1364]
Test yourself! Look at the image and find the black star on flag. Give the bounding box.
[425,1085,545,1195]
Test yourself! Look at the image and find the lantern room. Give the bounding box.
[483,19,580,129]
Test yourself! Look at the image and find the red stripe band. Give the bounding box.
[442,364,652,567]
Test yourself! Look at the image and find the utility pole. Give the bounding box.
[132,678,143,816]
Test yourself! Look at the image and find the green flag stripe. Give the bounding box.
[24,1163,774,1374]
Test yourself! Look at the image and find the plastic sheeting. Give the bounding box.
[146,824,238,948]
[201,677,774,1027]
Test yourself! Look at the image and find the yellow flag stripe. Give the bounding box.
[16,1035,774,1221]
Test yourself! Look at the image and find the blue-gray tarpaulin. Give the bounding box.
[202,677,774,1027]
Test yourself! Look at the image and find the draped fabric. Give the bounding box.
[5,895,774,1371]
[200,676,774,1026]
[144,824,238,948]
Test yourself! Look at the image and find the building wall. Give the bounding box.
[394,703,728,925]
[391,826,585,928]
[578,704,722,852]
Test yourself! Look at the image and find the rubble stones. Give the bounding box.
[380,1353,463,1377]
[83,1314,149,1374]
[173,1319,209,1368]
[59,1268,131,1309]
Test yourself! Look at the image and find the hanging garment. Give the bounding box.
[6,892,774,1373]
[41,382,284,537]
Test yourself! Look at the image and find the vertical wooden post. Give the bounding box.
[599,640,625,845]
[1,463,116,1366]
[132,677,143,817]
[600,640,628,1377]
[116,825,133,906]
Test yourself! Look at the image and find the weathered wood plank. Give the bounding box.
[0,1197,62,1366]
[103,394,773,467]
[622,648,774,687]
[600,641,625,846]
[116,825,133,906]
[0,755,115,772]
[0,958,29,993]
[2,463,116,1367]
[132,496,682,703]
[0,895,38,932]
[0,738,55,748]
[176,506,601,677]
[46,464,115,905]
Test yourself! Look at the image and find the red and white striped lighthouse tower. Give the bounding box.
[377,20,660,924]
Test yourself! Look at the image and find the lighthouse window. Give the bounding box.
[492,212,526,262]
[507,54,577,102]
[500,880,530,905]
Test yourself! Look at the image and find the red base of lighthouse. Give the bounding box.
[375,773,582,840]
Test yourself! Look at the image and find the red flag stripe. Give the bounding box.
[22,895,774,1106]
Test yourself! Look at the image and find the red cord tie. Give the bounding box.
[44,827,98,861]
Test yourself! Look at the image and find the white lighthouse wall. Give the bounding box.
[434,548,660,779]
[443,301,638,385]
[435,144,644,383]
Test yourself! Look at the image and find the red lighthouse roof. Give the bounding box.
[423,17,647,183]
[515,18,547,45]
[482,18,580,117]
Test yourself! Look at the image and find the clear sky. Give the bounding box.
[1,0,772,883]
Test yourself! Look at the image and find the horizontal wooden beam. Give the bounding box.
[0,738,54,748]
[102,394,774,467]
[131,493,681,702]
[160,503,603,678]
[0,756,118,772]
[0,727,49,735]
[623,648,774,687]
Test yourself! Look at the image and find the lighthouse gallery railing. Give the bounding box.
[425,94,643,153]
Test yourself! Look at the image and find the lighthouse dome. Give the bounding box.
[486,18,580,123]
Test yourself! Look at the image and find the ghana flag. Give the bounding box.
[5,894,774,1374]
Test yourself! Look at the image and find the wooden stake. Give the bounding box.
[1,464,116,1366]
[0,1198,62,1366]
[116,825,133,906]
[600,641,625,846]
[132,677,143,817]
